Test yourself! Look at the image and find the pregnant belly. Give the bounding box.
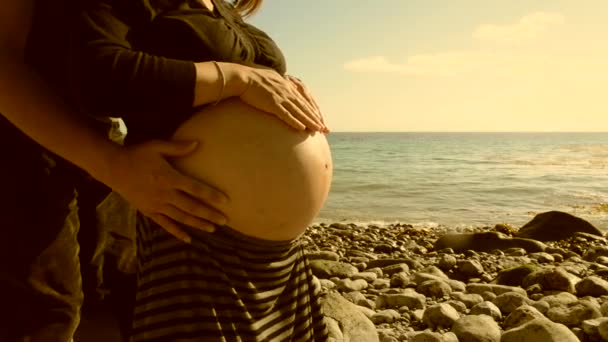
[171,98,333,240]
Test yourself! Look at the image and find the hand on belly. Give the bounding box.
[171,98,333,240]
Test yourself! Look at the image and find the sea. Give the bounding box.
[314,132,608,231]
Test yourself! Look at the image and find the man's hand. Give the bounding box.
[107,139,229,243]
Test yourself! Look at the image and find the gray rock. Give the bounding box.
[310,260,359,279]
[371,309,401,324]
[390,272,409,288]
[410,331,458,342]
[349,257,370,264]
[481,291,497,301]
[522,267,580,293]
[601,300,608,316]
[581,317,608,338]
[337,278,368,292]
[446,280,467,293]
[382,263,409,276]
[516,211,603,242]
[466,283,527,296]
[457,259,485,277]
[451,292,484,308]
[531,300,550,314]
[491,292,532,314]
[417,280,452,299]
[329,222,350,230]
[323,316,344,342]
[366,258,416,270]
[451,314,501,342]
[599,319,608,341]
[346,249,378,260]
[584,246,608,262]
[529,252,555,263]
[378,331,398,342]
[366,267,384,278]
[444,300,468,313]
[501,318,579,342]
[502,304,546,330]
[545,300,602,327]
[434,232,546,253]
[374,244,395,254]
[438,254,457,271]
[494,264,538,286]
[422,303,460,329]
[342,291,367,305]
[372,278,391,289]
[504,248,527,256]
[574,231,606,242]
[307,251,341,261]
[470,301,502,321]
[352,272,378,282]
[319,279,337,290]
[575,276,608,297]
[356,305,376,320]
[320,292,379,342]
[376,289,426,310]
[540,292,578,307]
[416,266,450,279]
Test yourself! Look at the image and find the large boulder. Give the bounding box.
[516,211,603,242]
[433,232,546,253]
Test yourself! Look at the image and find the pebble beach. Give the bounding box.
[304,211,608,342]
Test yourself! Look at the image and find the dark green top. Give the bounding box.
[72,0,287,143]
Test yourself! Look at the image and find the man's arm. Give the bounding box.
[0,0,228,242]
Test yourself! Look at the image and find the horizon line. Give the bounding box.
[329,131,608,134]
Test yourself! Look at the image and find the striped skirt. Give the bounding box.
[131,216,328,342]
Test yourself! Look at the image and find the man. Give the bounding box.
[0,0,227,340]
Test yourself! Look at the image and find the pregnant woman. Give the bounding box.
[74,0,332,340]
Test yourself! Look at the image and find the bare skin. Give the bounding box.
[172,98,333,241]
[0,0,326,242]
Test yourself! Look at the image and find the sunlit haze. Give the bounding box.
[250,1,608,132]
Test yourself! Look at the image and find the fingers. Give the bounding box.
[153,140,199,157]
[241,68,327,132]
[149,214,192,244]
[284,76,328,132]
[275,104,307,131]
[282,99,323,132]
[171,186,228,225]
[162,204,218,233]
[177,174,230,209]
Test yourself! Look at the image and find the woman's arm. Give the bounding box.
[76,2,325,131]
[0,0,227,242]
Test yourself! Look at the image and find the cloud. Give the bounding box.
[343,51,548,76]
[344,11,565,76]
[472,12,564,44]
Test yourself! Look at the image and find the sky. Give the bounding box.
[248,1,608,132]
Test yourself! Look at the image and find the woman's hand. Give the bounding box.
[237,66,327,132]
[284,75,330,133]
[107,140,229,243]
